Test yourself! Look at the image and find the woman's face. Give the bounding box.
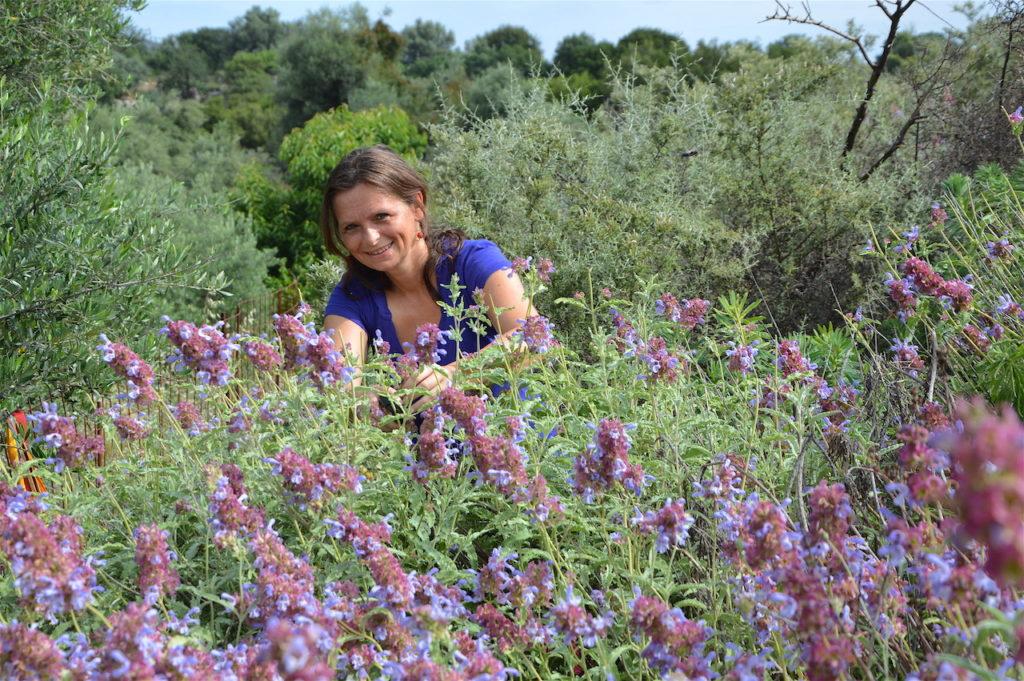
[332,183,425,274]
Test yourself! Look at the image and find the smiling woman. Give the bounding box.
[320,145,537,417]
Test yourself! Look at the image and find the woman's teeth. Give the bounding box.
[368,242,393,256]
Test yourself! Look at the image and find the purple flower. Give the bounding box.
[1009,105,1023,125]
[264,447,361,509]
[633,498,694,553]
[572,419,650,501]
[0,622,66,678]
[172,400,209,436]
[890,338,925,377]
[726,341,759,375]
[0,512,101,621]
[97,334,157,404]
[134,524,179,601]
[26,403,103,472]
[516,315,557,353]
[244,339,283,371]
[550,585,613,648]
[404,322,449,365]
[160,318,238,386]
[943,398,1024,587]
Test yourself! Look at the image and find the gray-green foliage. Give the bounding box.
[0,0,253,413]
[429,47,925,346]
[428,75,745,349]
[112,165,279,322]
[0,91,208,413]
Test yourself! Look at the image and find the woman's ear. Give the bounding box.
[413,190,426,220]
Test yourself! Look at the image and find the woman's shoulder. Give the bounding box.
[451,238,512,293]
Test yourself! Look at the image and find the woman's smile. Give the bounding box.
[365,240,394,257]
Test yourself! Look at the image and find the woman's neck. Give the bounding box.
[386,240,432,296]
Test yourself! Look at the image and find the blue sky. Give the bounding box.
[129,1,975,57]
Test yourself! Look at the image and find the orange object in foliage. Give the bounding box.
[5,411,46,494]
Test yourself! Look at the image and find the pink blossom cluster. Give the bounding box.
[410,406,459,482]
[693,456,914,681]
[27,402,104,471]
[883,256,975,322]
[160,318,238,386]
[406,322,450,364]
[243,339,284,371]
[106,403,150,442]
[726,340,759,375]
[133,523,180,601]
[890,338,926,377]
[206,463,266,547]
[754,341,858,435]
[0,622,67,679]
[549,585,614,648]
[273,311,355,389]
[655,293,711,330]
[172,400,211,436]
[468,550,554,651]
[944,399,1024,588]
[515,315,557,353]
[572,418,650,502]
[608,308,685,384]
[985,238,1015,263]
[0,484,101,621]
[633,497,694,553]
[263,446,363,509]
[629,588,715,677]
[97,334,157,403]
[437,388,563,522]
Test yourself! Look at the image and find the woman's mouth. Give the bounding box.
[366,241,393,257]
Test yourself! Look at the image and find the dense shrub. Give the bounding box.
[428,53,923,348]
[0,0,216,414]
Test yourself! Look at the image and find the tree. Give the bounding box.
[687,40,743,82]
[401,19,455,66]
[204,49,283,149]
[554,33,614,77]
[464,25,544,77]
[151,37,211,96]
[615,27,689,71]
[277,7,369,129]
[229,5,285,52]
[180,27,234,72]
[1,0,212,412]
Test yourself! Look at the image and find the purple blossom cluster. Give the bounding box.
[134,523,180,601]
[437,387,563,522]
[27,402,104,471]
[550,585,614,647]
[273,311,355,389]
[160,318,238,386]
[410,406,459,482]
[0,484,101,621]
[884,256,975,322]
[172,400,211,436]
[243,338,284,371]
[405,322,450,364]
[891,337,926,377]
[608,309,685,383]
[726,340,759,375]
[515,314,557,353]
[629,588,715,677]
[97,334,157,404]
[944,399,1024,588]
[206,463,266,548]
[263,446,363,510]
[655,293,711,331]
[633,497,694,553]
[572,418,650,502]
[106,403,151,442]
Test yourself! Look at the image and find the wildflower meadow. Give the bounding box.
[2,111,1024,680]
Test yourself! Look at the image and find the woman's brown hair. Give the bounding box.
[320,145,464,300]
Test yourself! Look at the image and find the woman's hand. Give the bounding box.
[400,364,455,413]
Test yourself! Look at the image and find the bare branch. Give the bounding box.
[765,0,875,66]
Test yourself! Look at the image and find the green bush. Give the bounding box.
[428,51,927,349]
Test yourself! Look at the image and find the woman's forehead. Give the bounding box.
[332,184,402,220]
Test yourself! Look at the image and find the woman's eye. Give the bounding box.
[375,212,389,221]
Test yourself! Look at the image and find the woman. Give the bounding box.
[321,145,536,416]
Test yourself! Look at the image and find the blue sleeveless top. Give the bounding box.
[323,239,513,365]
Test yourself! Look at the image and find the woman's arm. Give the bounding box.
[403,267,538,411]
[324,314,367,387]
